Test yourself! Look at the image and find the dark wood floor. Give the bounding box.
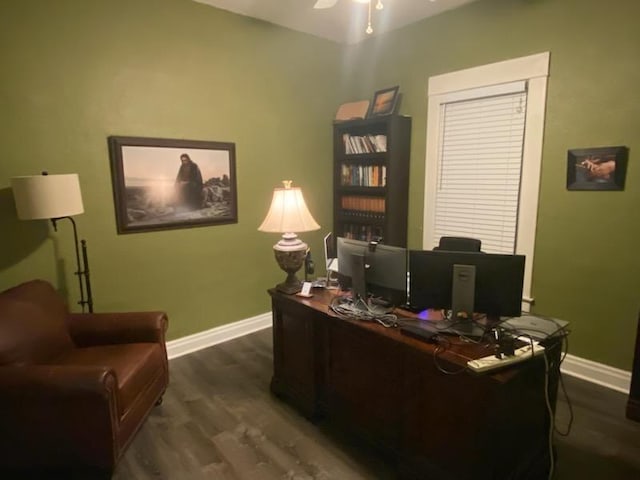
[109,328,639,479]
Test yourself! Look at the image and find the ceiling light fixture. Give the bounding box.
[314,0,384,36]
[365,0,383,35]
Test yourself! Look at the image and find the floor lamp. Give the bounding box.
[11,172,94,313]
[258,181,320,294]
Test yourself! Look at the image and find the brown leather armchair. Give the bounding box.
[0,279,169,476]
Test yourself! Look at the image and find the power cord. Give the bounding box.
[495,320,572,479]
[543,353,554,480]
[431,335,468,375]
[329,295,398,328]
[552,333,574,437]
[497,320,574,438]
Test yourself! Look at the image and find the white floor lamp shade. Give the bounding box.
[11,173,84,220]
[10,172,93,313]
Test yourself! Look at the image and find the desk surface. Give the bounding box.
[280,287,537,382]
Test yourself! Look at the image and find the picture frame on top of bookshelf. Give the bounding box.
[333,115,411,248]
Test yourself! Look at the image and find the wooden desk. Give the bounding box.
[269,288,563,480]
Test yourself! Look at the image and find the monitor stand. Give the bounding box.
[450,264,484,338]
[326,268,340,290]
[449,317,486,339]
[349,252,368,303]
[452,264,475,317]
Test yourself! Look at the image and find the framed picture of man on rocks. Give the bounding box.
[108,136,238,234]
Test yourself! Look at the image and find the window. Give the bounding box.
[423,53,550,309]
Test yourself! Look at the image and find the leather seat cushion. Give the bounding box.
[55,343,165,417]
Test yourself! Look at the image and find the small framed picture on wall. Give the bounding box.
[566,145,628,191]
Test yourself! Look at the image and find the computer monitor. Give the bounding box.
[336,237,368,301]
[408,250,525,321]
[336,237,407,306]
[366,242,408,306]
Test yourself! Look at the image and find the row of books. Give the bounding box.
[343,133,387,154]
[340,212,385,224]
[340,164,387,187]
[340,195,386,213]
[342,224,384,243]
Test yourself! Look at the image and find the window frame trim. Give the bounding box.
[423,52,550,310]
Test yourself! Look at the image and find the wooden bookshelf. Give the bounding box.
[333,115,411,247]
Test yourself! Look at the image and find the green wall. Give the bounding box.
[0,0,343,339]
[1,0,638,371]
[349,0,640,369]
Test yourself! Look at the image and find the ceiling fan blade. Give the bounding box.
[314,0,338,9]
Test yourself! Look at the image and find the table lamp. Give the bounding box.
[11,172,94,312]
[258,181,320,294]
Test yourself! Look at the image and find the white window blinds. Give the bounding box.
[433,82,528,254]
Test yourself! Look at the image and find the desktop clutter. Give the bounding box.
[306,234,570,374]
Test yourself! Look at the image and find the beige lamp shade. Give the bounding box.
[258,181,320,294]
[11,173,84,220]
[258,181,320,234]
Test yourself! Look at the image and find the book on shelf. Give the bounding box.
[342,133,387,154]
[340,164,386,187]
[342,224,384,242]
[340,195,385,213]
[341,212,385,223]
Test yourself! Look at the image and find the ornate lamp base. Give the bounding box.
[273,233,308,295]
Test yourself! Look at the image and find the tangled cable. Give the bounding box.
[329,295,398,328]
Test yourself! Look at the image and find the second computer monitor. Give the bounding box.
[336,237,407,306]
[408,250,525,319]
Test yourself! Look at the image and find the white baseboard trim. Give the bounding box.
[166,312,272,360]
[561,353,631,394]
[166,313,632,395]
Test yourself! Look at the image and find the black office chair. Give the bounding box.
[434,236,482,252]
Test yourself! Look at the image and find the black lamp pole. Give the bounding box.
[51,216,94,313]
[81,239,93,313]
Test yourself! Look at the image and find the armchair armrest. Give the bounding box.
[67,311,168,347]
[0,364,116,395]
[0,365,120,468]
